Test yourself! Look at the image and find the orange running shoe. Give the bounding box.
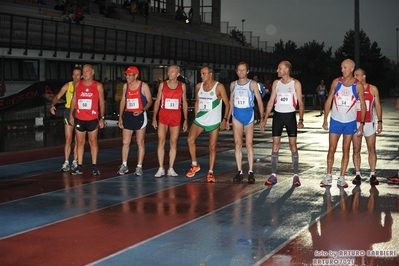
[186,164,201,178]
[207,171,215,183]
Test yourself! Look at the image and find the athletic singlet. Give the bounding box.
[160,81,182,110]
[65,81,74,108]
[124,81,147,112]
[356,84,374,123]
[331,77,359,123]
[274,79,298,113]
[74,80,99,120]
[318,85,326,95]
[194,81,222,129]
[232,79,254,109]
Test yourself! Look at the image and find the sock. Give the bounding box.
[65,160,69,163]
[356,171,361,176]
[239,170,242,174]
[137,164,142,168]
[192,161,197,166]
[208,169,213,173]
[122,162,127,166]
[271,151,279,173]
[370,172,375,177]
[292,151,298,175]
[248,170,253,174]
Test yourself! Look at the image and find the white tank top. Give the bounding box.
[194,82,222,127]
[331,80,358,122]
[274,79,298,113]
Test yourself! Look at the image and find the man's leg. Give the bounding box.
[75,129,86,165]
[340,134,353,177]
[121,129,133,163]
[327,133,340,174]
[168,125,180,169]
[156,123,168,168]
[244,122,255,172]
[208,128,220,171]
[87,128,99,165]
[64,124,74,161]
[232,118,244,172]
[135,127,146,166]
[187,123,203,163]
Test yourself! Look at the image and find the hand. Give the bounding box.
[377,123,382,134]
[69,116,74,126]
[118,117,123,129]
[99,118,105,129]
[322,120,328,131]
[182,120,188,132]
[297,121,304,129]
[260,118,267,133]
[152,119,158,129]
[50,105,56,115]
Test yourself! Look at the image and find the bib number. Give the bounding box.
[78,99,92,110]
[127,98,139,110]
[165,98,179,110]
[199,99,212,111]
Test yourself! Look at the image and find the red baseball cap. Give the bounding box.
[123,66,139,75]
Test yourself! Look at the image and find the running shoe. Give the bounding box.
[207,171,215,183]
[293,175,301,187]
[265,174,277,186]
[167,168,178,177]
[117,165,129,176]
[352,174,361,185]
[71,160,78,171]
[61,161,70,172]
[135,166,143,176]
[337,176,348,188]
[71,165,83,175]
[248,171,255,184]
[186,164,201,178]
[233,171,243,183]
[387,173,399,183]
[369,175,379,185]
[154,168,165,178]
[320,174,332,187]
[92,165,100,175]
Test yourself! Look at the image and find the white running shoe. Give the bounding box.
[61,161,70,172]
[154,168,165,178]
[135,166,143,176]
[337,176,348,188]
[117,165,129,175]
[71,160,78,171]
[167,168,178,177]
[320,174,332,187]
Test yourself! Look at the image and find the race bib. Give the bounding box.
[78,99,92,110]
[165,98,179,110]
[199,99,212,111]
[278,93,292,105]
[356,100,370,111]
[337,96,351,108]
[234,89,250,108]
[126,98,139,109]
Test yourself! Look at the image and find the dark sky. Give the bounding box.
[221,0,399,62]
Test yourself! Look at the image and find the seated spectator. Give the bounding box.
[175,6,187,21]
[186,8,193,23]
[74,5,85,24]
[122,0,130,11]
[106,3,121,20]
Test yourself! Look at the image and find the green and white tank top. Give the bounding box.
[193,81,222,132]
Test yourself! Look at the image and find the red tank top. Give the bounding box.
[125,81,144,112]
[161,81,182,110]
[356,84,374,123]
[75,80,99,120]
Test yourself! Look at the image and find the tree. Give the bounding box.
[335,29,389,92]
[229,29,246,46]
[297,41,333,94]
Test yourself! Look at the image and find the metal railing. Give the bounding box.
[0,13,274,69]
